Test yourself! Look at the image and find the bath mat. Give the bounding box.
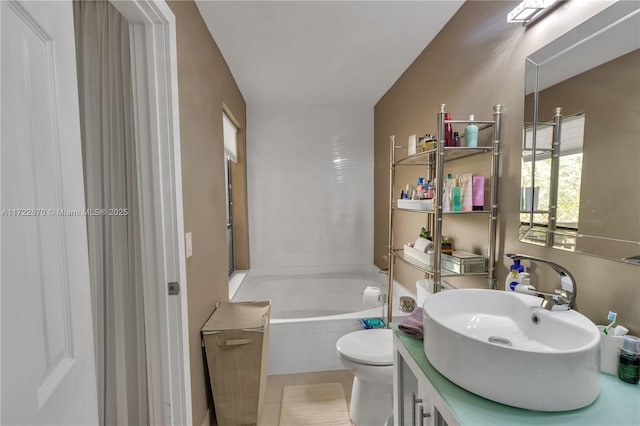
[279,383,351,426]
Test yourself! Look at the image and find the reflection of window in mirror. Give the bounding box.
[521,114,585,249]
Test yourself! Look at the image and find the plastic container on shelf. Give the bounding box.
[441,251,486,274]
[397,199,433,211]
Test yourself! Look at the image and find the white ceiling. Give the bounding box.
[196,1,464,106]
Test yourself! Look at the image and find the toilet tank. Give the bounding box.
[416,279,453,307]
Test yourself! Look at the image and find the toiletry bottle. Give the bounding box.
[461,173,473,211]
[416,177,424,199]
[453,131,461,147]
[505,259,524,291]
[465,114,479,148]
[618,336,640,384]
[472,175,485,210]
[421,134,432,151]
[452,177,461,212]
[443,174,452,213]
[514,272,536,294]
[444,113,453,147]
[426,181,434,199]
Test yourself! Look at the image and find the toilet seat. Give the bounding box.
[336,329,393,366]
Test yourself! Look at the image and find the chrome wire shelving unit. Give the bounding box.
[386,104,503,325]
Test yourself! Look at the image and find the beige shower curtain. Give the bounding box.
[73,1,149,424]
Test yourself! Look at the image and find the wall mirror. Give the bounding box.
[520,1,640,264]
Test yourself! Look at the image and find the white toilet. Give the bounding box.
[336,328,393,426]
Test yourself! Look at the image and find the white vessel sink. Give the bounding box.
[423,289,601,411]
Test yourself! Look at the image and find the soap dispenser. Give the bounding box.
[505,259,524,292]
[465,114,479,148]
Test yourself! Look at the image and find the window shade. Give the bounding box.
[223,112,238,162]
[523,114,585,161]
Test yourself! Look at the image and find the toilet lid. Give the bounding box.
[336,329,393,366]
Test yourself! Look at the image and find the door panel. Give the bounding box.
[1,0,99,424]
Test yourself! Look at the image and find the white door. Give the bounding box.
[1,0,99,424]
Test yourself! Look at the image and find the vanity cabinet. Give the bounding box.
[393,328,640,426]
[393,335,459,426]
[386,104,503,323]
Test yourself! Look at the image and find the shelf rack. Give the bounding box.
[386,104,503,325]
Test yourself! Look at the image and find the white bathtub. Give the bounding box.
[231,266,412,374]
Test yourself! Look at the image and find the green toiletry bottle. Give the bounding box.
[618,336,640,384]
[452,177,462,212]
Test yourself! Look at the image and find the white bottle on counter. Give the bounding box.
[505,259,524,292]
[514,272,537,295]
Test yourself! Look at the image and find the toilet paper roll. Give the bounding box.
[413,237,434,253]
[363,286,384,307]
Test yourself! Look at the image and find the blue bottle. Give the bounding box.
[465,114,479,148]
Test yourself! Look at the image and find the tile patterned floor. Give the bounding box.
[259,369,354,426]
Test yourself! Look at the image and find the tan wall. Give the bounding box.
[375,1,639,334]
[168,1,248,424]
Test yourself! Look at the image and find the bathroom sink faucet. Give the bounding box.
[505,254,577,311]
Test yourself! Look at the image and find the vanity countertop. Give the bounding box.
[394,327,640,425]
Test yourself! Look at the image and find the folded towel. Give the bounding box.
[398,307,424,340]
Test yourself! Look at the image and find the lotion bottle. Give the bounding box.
[452,186,461,212]
[465,114,479,148]
[461,173,473,211]
[505,259,524,292]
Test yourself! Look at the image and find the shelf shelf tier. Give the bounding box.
[392,249,488,278]
[395,146,493,166]
[386,104,503,326]
[393,207,492,214]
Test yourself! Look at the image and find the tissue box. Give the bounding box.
[403,244,433,266]
[397,199,433,211]
[441,251,486,274]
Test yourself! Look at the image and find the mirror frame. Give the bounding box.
[520,1,640,265]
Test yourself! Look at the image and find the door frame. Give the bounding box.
[107,1,191,424]
[225,155,234,276]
